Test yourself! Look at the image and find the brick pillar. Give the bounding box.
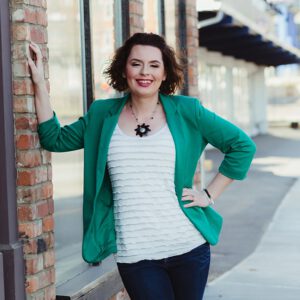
[183,0,199,97]
[184,0,202,188]
[10,0,56,299]
[129,0,144,34]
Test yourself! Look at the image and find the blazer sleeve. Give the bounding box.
[37,104,93,152]
[195,100,256,180]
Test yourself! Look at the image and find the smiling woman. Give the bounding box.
[28,31,256,300]
[124,45,166,99]
[104,33,184,95]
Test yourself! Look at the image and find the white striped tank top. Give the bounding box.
[107,123,206,263]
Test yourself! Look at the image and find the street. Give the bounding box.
[205,125,300,281]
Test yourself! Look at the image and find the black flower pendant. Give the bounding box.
[134,123,151,137]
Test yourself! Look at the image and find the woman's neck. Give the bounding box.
[129,94,160,116]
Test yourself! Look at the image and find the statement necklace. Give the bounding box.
[129,101,160,137]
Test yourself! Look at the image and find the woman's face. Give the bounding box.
[125,45,166,98]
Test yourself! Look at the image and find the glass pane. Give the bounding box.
[164,0,177,49]
[91,0,116,99]
[198,61,251,131]
[47,0,86,284]
[198,63,228,119]
[144,0,161,34]
[233,67,250,130]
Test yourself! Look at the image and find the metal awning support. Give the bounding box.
[198,8,300,66]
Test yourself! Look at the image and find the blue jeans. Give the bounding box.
[117,242,210,300]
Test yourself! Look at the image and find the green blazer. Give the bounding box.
[38,93,256,263]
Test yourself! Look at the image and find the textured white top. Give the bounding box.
[107,123,206,263]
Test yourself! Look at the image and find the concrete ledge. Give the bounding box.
[56,255,124,300]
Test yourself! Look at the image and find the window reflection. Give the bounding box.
[144,0,162,34]
[48,0,85,285]
[48,0,121,286]
[164,0,177,50]
[198,62,250,131]
[91,0,116,99]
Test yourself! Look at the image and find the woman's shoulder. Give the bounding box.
[166,94,200,112]
[167,94,199,104]
[90,96,123,110]
[87,96,126,118]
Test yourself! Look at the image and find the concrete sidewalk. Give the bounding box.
[204,177,300,300]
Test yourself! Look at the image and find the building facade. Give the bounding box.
[1,0,299,299]
[1,0,200,299]
[197,0,300,135]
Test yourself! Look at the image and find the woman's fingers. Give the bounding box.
[29,42,41,53]
[27,52,37,71]
[29,42,43,62]
[181,194,194,200]
[183,202,198,208]
[181,188,209,208]
[27,42,45,84]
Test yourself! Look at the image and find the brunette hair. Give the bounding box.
[104,32,184,94]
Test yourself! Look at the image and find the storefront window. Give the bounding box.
[198,61,251,130]
[198,63,228,119]
[144,0,163,34]
[91,0,116,99]
[164,0,177,50]
[48,0,123,286]
[233,67,250,130]
[47,0,85,285]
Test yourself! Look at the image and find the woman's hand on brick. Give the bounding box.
[27,42,53,123]
[27,42,45,85]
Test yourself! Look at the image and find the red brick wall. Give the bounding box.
[10,0,56,299]
[177,0,202,188]
[185,0,200,98]
[129,0,144,34]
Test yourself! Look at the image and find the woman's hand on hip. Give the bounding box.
[181,188,210,208]
[27,42,45,85]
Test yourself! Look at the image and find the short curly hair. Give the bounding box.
[104,33,184,95]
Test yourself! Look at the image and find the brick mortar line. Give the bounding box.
[12,22,47,29]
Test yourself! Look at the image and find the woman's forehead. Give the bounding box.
[128,45,163,61]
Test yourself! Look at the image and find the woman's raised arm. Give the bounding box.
[27,42,89,152]
[27,42,53,123]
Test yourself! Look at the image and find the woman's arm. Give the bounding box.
[205,172,233,201]
[182,173,233,208]
[27,42,53,123]
[182,100,256,208]
[27,42,89,152]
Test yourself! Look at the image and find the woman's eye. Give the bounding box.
[131,63,140,66]
[151,65,159,68]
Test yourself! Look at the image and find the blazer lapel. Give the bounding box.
[95,94,129,193]
[160,94,185,197]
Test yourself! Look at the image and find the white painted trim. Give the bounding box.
[198,11,224,28]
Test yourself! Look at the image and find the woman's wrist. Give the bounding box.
[203,189,214,205]
[34,79,47,90]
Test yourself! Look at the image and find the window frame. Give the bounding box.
[55,1,129,297]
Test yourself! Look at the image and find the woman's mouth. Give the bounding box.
[136,79,153,87]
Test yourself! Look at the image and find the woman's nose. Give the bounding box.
[140,65,149,75]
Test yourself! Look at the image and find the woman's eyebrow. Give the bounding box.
[129,58,162,64]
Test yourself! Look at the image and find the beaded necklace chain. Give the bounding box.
[129,101,160,137]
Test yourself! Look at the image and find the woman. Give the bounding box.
[28,33,256,300]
